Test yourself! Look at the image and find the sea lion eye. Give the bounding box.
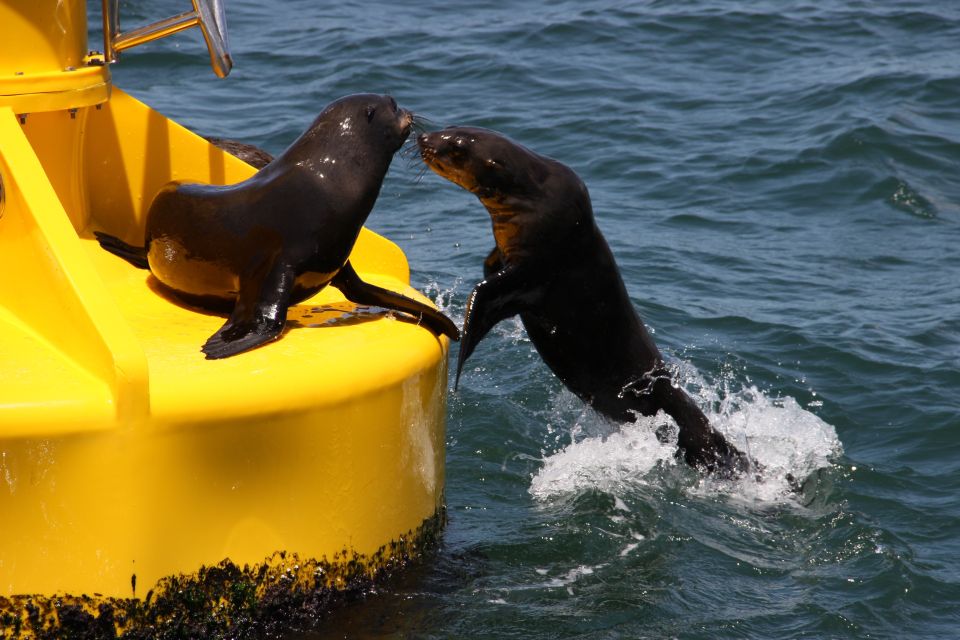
[366,106,377,122]
[388,97,398,112]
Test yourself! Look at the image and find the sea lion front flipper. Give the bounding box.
[650,376,756,477]
[457,265,538,388]
[331,261,460,341]
[202,260,295,359]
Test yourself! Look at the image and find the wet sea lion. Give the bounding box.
[96,94,459,358]
[418,126,749,474]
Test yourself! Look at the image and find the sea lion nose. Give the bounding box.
[399,112,413,138]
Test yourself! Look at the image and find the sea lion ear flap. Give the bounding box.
[365,105,377,122]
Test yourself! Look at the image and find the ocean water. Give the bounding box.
[108,1,959,637]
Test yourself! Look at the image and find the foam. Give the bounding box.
[529,365,842,505]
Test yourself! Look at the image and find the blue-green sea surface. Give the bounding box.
[110,1,960,638]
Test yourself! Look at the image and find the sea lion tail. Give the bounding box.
[94,231,149,270]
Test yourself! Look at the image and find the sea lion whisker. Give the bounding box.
[400,150,427,174]
[399,138,422,158]
[405,162,427,181]
[410,162,430,185]
[411,114,435,131]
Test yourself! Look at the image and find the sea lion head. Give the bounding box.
[279,93,414,199]
[418,126,592,259]
[303,93,414,156]
[417,126,557,204]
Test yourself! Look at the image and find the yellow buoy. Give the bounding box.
[0,1,447,634]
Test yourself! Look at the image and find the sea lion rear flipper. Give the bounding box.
[331,261,460,341]
[655,379,756,477]
[202,260,295,359]
[457,265,538,389]
[94,231,149,269]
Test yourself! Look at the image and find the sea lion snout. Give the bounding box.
[390,97,414,139]
[400,110,414,135]
[416,132,441,170]
[417,129,476,158]
[376,94,414,141]
[417,129,485,193]
[416,131,438,158]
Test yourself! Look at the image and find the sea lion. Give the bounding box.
[96,94,459,359]
[418,126,749,474]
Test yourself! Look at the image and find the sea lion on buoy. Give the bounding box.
[418,126,749,474]
[96,94,459,359]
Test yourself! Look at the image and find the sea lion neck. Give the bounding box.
[283,122,388,172]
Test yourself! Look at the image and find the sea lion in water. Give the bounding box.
[418,126,749,474]
[96,94,459,358]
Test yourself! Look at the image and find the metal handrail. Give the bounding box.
[101,0,232,78]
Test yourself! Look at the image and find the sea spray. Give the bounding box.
[530,364,842,503]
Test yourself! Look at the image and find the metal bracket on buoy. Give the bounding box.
[101,0,233,78]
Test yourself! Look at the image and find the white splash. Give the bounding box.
[530,414,677,497]
[420,277,463,324]
[529,366,842,504]
[420,276,530,344]
[703,388,842,502]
